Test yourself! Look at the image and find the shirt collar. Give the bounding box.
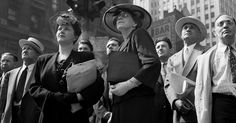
[184,43,196,52]
[22,63,35,70]
[217,40,236,53]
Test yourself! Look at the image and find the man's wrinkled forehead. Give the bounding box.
[215,15,236,25]
[182,23,198,28]
[107,40,118,46]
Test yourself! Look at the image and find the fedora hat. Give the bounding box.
[103,4,152,35]
[175,16,207,42]
[19,37,44,54]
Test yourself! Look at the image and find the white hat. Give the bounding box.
[19,37,44,54]
[175,16,207,42]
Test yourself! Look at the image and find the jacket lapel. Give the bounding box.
[182,44,204,76]
[24,65,36,94]
[173,50,185,74]
[2,67,21,123]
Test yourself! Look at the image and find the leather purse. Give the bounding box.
[107,52,141,84]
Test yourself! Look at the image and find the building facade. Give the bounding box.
[133,0,160,21]
[133,0,184,53]
[0,0,70,66]
[156,0,236,46]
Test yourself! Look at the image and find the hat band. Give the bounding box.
[30,41,41,50]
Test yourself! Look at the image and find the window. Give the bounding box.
[52,0,58,11]
[211,12,215,18]
[191,0,194,6]
[197,16,200,20]
[210,5,214,8]
[29,6,45,34]
[196,0,200,4]
[205,14,209,20]
[205,5,208,10]
[205,23,209,29]
[179,5,182,10]
[197,7,200,13]
[8,8,16,21]
[184,3,187,7]
[211,22,215,28]
[191,9,195,14]
[206,33,210,39]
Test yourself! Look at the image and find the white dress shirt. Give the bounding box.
[212,41,236,96]
[183,43,196,62]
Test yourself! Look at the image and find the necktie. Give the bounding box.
[0,73,10,115]
[158,62,167,85]
[161,62,167,80]
[184,47,189,63]
[15,67,28,103]
[228,46,236,83]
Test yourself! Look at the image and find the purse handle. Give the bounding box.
[38,92,49,123]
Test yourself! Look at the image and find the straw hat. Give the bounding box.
[19,37,44,54]
[175,16,207,42]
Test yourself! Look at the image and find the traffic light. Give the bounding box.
[65,0,105,21]
[87,0,106,21]
[65,0,88,17]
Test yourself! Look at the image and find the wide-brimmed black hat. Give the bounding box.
[103,4,152,35]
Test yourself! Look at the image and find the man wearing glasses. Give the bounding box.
[195,14,236,123]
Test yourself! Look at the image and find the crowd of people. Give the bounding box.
[0,3,236,123]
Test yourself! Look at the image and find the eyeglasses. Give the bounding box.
[217,20,234,27]
[117,12,130,19]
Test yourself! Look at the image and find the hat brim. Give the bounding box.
[103,4,152,35]
[175,17,207,42]
[19,39,43,54]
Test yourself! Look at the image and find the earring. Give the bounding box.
[132,25,137,28]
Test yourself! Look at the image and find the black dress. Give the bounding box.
[110,28,161,123]
[29,50,104,123]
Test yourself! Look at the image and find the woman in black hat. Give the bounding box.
[103,4,161,123]
[29,12,104,123]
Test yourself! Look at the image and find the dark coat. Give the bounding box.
[29,51,104,123]
[111,28,161,123]
[154,73,173,123]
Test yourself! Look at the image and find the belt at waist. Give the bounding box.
[212,93,236,100]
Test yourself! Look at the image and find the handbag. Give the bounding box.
[66,59,97,92]
[19,92,48,123]
[107,52,141,84]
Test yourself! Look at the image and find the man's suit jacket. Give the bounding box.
[1,65,35,123]
[195,45,217,123]
[164,43,208,123]
[0,76,2,85]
